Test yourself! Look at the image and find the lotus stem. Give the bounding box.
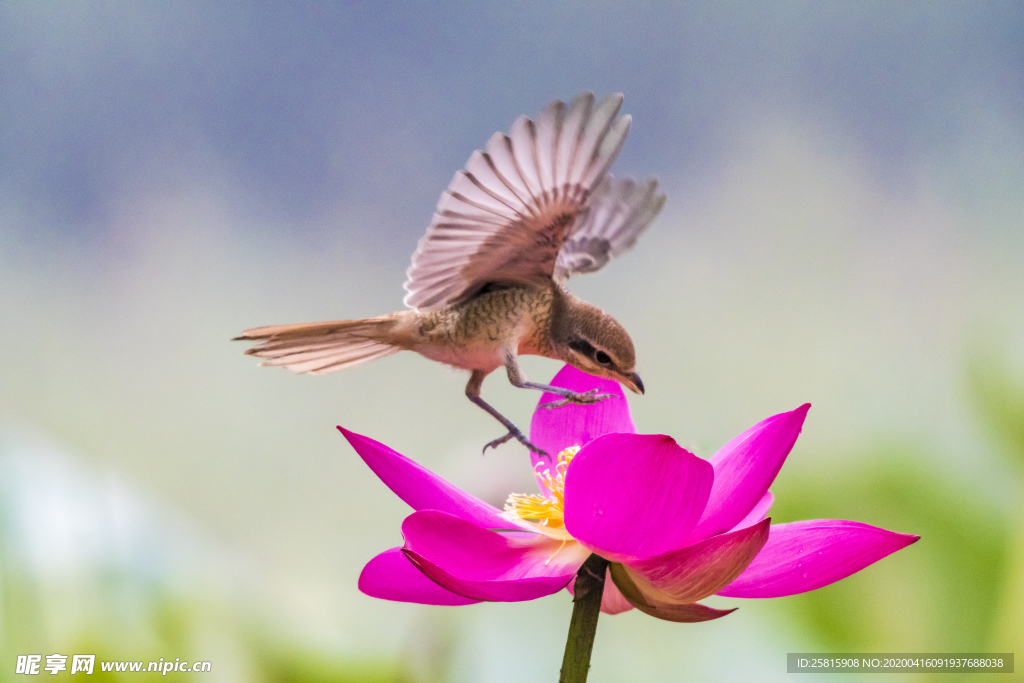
[559,553,609,683]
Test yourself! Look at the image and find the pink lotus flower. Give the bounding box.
[346,366,918,621]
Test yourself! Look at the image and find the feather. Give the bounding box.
[238,315,405,375]
[554,176,665,281]
[404,93,637,312]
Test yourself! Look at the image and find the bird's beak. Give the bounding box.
[624,372,644,395]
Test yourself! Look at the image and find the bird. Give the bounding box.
[235,93,665,458]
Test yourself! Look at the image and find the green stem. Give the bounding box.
[559,554,609,683]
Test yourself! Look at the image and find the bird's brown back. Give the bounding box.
[411,283,558,359]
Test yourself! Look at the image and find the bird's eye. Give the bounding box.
[595,350,611,365]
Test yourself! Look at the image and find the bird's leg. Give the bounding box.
[503,354,614,410]
[466,369,550,459]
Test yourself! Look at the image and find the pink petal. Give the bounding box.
[563,433,713,562]
[625,518,770,603]
[401,510,589,602]
[688,404,809,541]
[339,427,508,530]
[598,573,635,615]
[359,547,480,605]
[609,563,737,623]
[529,365,636,489]
[729,491,774,532]
[565,565,636,615]
[717,519,920,598]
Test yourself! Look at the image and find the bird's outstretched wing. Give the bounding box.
[403,93,641,312]
[553,176,665,281]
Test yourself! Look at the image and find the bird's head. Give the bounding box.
[552,295,644,395]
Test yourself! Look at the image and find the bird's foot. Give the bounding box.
[540,389,614,410]
[483,427,550,461]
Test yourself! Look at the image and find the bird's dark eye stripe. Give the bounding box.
[569,338,597,358]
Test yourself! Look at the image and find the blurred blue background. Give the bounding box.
[1,2,1022,681]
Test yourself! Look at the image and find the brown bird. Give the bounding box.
[235,93,665,457]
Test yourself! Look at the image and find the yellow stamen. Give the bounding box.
[545,538,569,566]
[504,446,580,529]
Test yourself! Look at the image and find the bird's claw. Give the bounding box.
[540,389,614,410]
[482,428,550,461]
[482,431,516,453]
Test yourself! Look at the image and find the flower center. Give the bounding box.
[504,446,579,529]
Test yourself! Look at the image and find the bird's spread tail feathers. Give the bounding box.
[234,315,406,375]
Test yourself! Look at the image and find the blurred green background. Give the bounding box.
[1,2,1022,681]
